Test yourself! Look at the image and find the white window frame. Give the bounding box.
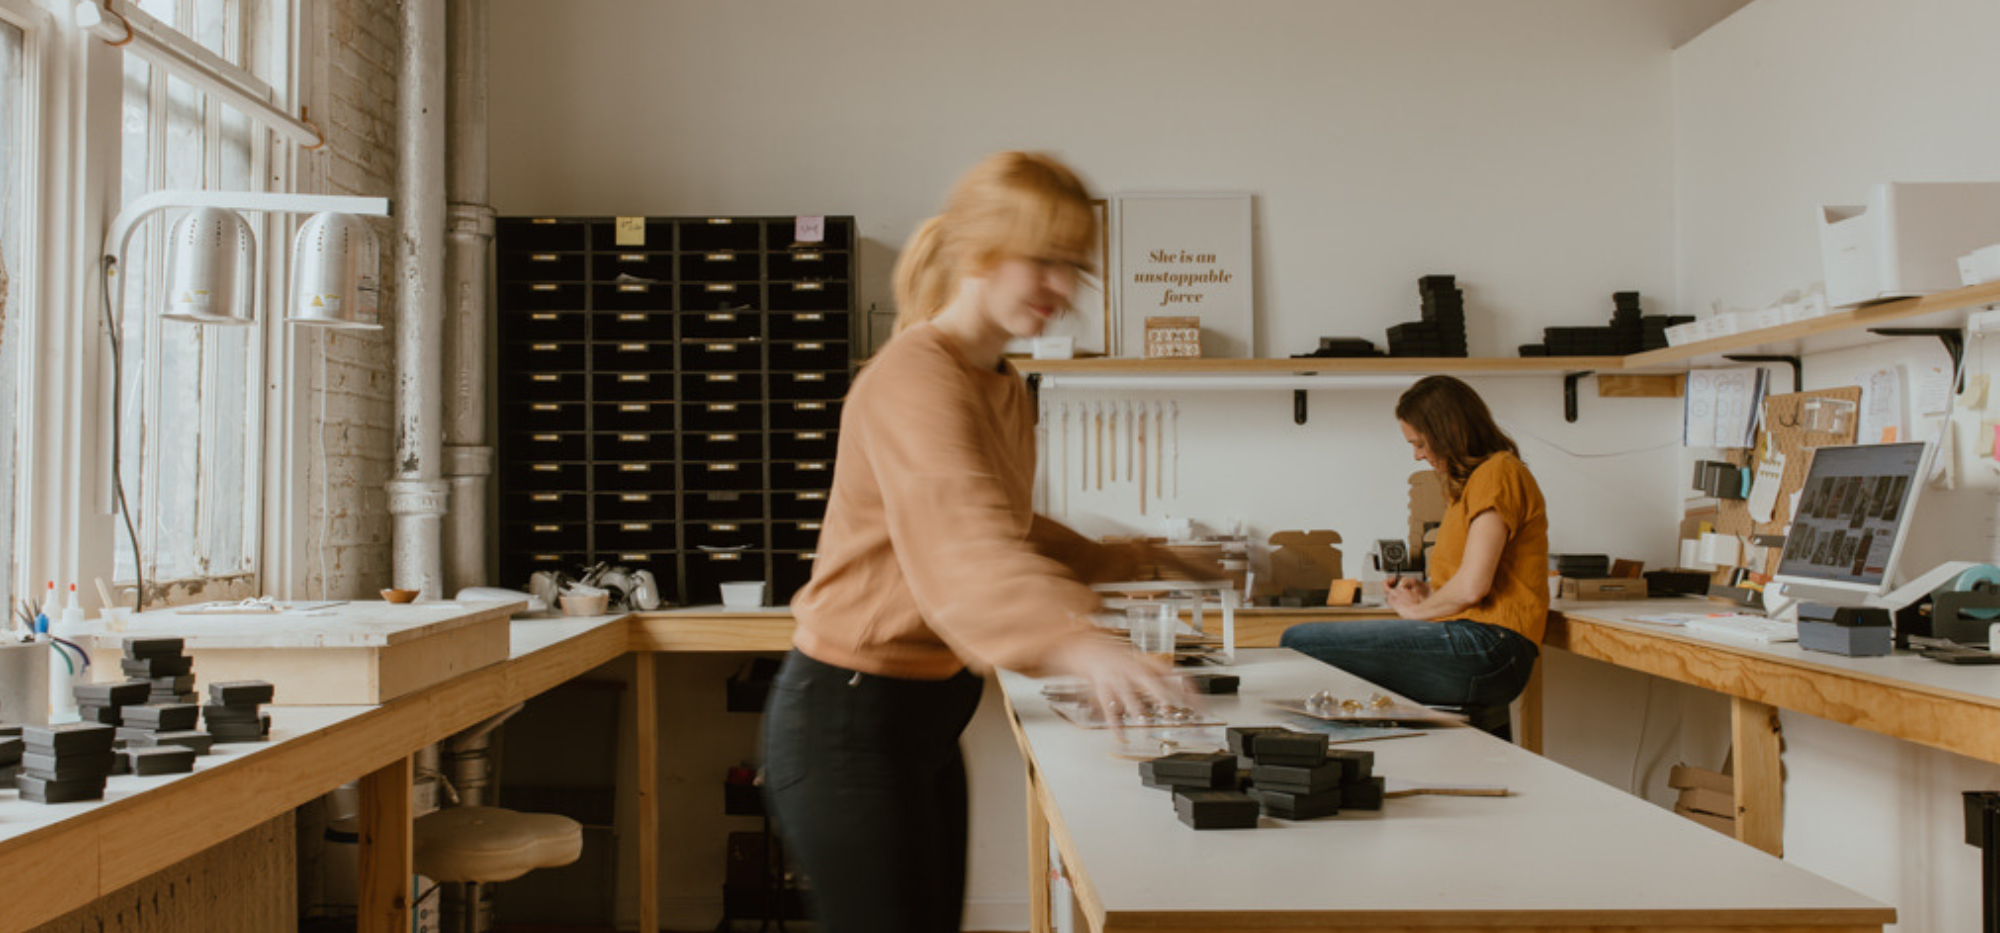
[0,0,47,616]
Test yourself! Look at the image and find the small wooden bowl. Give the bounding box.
[380,588,420,604]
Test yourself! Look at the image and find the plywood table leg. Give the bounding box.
[1027,761,1052,933]
[1732,696,1784,856]
[636,653,660,933]
[358,755,413,933]
[1518,655,1545,754]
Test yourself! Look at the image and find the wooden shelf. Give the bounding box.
[1009,355,1623,377]
[1623,279,2000,370]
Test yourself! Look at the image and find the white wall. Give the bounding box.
[1674,2,2000,930]
[489,1,1741,928]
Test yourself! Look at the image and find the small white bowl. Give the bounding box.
[560,592,610,616]
[720,581,766,609]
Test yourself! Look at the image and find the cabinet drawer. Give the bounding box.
[679,251,760,283]
[679,282,760,313]
[595,491,676,522]
[681,309,762,341]
[683,431,764,462]
[500,551,586,589]
[769,340,849,372]
[591,340,675,372]
[594,371,674,402]
[586,219,674,251]
[505,521,588,553]
[499,251,586,282]
[501,401,587,433]
[504,371,587,402]
[766,218,852,250]
[772,552,819,606]
[502,431,588,462]
[502,340,586,372]
[679,341,761,373]
[684,460,758,492]
[683,401,761,433]
[685,552,768,606]
[502,491,585,525]
[769,370,849,401]
[596,520,674,554]
[594,461,674,492]
[766,250,847,281]
[686,520,764,552]
[771,460,834,490]
[679,218,761,252]
[499,310,587,342]
[594,401,672,434]
[502,460,587,492]
[593,432,674,463]
[679,371,760,402]
[594,281,672,313]
[772,519,825,552]
[770,430,836,461]
[771,401,840,432]
[499,281,585,312]
[591,251,674,281]
[592,311,672,343]
[769,280,849,312]
[769,311,848,342]
[771,489,830,520]
[683,491,765,521]
[497,218,587,252]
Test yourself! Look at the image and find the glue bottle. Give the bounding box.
[43,581,77,721]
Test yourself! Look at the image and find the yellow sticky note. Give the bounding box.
[1881,426,1898,443]
[615,217,645,247]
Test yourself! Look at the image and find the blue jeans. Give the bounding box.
[1279,619,1540,710]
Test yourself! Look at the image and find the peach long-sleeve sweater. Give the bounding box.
[789,324,1127,679]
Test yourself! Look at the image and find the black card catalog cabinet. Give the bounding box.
[495,216,856,607]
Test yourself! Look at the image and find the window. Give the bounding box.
[0,8,29,620]
[113,0,277,595]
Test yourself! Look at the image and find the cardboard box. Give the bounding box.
[1669,764,1731,794]
[1559,577,1646,601]
[1268,531,1344,593]
[1674,802,1736,836]
[1677,785,1736,820]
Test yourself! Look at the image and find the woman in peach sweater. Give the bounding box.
[763,151,1190,933]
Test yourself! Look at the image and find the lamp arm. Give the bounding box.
[103,190,393,276]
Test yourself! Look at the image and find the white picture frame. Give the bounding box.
[1113,193,1255,358]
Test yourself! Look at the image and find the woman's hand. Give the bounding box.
[1049,635,1198,738]
[1384,577,1431,619]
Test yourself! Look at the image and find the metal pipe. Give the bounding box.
[442,0,494,594]
[390,0,448,597]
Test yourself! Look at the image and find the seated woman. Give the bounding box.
[1281,375,1548,737]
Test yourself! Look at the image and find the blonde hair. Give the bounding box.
[892,151,1097,334]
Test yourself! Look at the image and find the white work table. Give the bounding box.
[998,649,1894,932]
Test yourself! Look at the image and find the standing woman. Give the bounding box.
[1281,376,1548,733]
[763,151,1189,933]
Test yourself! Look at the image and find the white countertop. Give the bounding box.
[72,599,526,650]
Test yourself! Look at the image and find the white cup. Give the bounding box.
[720,581,767,609]
[1126,603,1176,668]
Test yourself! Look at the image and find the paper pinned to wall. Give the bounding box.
[1858,366,1904,443]
[1747,448,1785,523]
[1684,366,1767,448]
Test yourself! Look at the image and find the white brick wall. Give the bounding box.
[303,0,398,600]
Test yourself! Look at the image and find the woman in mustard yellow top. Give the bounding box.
[1282,375,1548,736]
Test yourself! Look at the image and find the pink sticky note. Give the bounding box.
[1991,425,2000,461]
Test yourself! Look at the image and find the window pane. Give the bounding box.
[0,20,24,617]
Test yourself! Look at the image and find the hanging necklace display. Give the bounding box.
[1107,401,1117,480]
[1095,401,1106,490]
[1125,401,1136,482]
[1060,402,1071,518]
[1171,401,1181,497]
[1138,403,1148,516]
[1155,401,1165,500]
[1036,396,1050,512]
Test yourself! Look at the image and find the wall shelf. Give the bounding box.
[1620,279,2000,371]
[1011,356,1624,377]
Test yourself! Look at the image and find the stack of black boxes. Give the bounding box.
[124,636,197,704]
[204,681,275,744]
[115,636,212,757]
[1137,726,1385,830]
[1552,554,1612,579]
[1291,336,1385,359]
[1386,275,1468,358]
[18,722,116,803]
[73,680,149,727]
[1519,291,1694,357]
[0,723,22,784]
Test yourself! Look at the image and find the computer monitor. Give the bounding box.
[1772,441,1929,608]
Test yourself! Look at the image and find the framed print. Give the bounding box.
[1113,193,1254,358]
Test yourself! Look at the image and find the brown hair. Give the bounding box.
[1395,375,1519,499]
[891,151,1097,334]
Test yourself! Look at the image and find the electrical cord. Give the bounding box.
[99,259,145,612]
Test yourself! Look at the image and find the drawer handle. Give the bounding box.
[619,404,648,412]
[795,252,823,261]
[531,375,558,382]
[710,553,742,561]
[619,343,646,352]
[617,313,646,322]
[618,253,646,262]
[532,494,560,502]
[619,553,650,561]
[531,404,559,412]
[621,523,651,532]
[531,464,560,472]
[531,343,558,351]
[803,522,822,531]
[705,313,736,322]
[618,284,648,293]
[797,403,825,411]
[799,492,826,501]
[800,432,825,440]
[530,313,557,321]
[705,284,736,292]
[620,464,651,472]
[796,373,825,382]
[619,374,649,382]
[797,313,824,321]
[533,524,559,533]
[620,494,651,502]
[530,284,559,292]
[803,553,818,561]
[708,463,740,472]
[800,462,828,471]
[531,218,559,224]
[706,218,733,225]
[706,343,735,352]
[800,342,823,350]
[713,524,738,531]
[710,433,737,442]
[707,374,738,383]
[619,433,647,442]
[533,553,562,560]
[531,253,558,261]
[532,433,559,442]
[795,282,823,291]
[705,252,734,262]
[709,404,737,411]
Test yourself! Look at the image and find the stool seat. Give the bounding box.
[415,806,583,884]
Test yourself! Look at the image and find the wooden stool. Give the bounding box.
[414,805,583,933]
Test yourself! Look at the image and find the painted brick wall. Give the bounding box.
[303,0,398,600]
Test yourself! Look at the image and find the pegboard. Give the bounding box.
[1714,387,1863,577]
